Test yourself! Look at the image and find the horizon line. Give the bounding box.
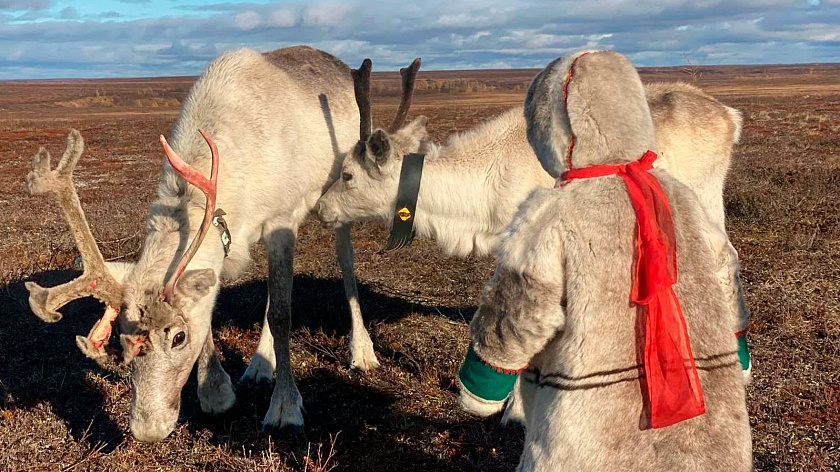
[1,61,838,83]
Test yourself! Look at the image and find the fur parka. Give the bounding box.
[459,51,752,471]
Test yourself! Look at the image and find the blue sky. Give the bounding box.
[0,0,838,79]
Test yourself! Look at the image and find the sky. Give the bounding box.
[0,0,838,79]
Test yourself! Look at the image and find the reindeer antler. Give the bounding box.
[160,129,220,303]
[23,129,129,367]
[388,58,422,133]
[351,58,422,140]
[351,58,373,141]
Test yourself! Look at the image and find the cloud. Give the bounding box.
[0,0,838,79]
[0,0,50,10]
[268,9,296,27]
[59,6,78,20]
[301,1,353,27]
[234,10,263,31]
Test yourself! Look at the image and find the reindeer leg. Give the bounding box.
[197,329,236,414]
[261,227,303,433]
[335,224,379,370]
[239,305,277,386]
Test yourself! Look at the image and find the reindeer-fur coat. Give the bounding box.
[462,51,752,471]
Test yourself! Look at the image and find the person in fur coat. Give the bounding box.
[457,51,752,471]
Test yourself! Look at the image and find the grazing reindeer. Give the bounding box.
[22,46,421,442]
[316,63,750,386]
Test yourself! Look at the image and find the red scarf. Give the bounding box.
[562,150,706,428]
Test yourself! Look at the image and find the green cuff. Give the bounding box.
[737,333,751,371]
[458,345,519,402]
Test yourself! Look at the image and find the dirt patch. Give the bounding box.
[132,98,182,108]
[56,95,116,108]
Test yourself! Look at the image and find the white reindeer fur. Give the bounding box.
[317,59,748,426]
[107,46,372,441]
[320,86,741,259]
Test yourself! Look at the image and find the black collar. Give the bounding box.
[384,152,426,251]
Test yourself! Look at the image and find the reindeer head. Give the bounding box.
[24,129,222,442]
[317,58,428,226]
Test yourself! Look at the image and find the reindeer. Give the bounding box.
[315,65,750,396]
[22,46,422,442]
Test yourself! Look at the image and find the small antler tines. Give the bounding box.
[56,128,83,176]
[25,129,83,196]
[23,129,128,368]
[388,58,422,133]
[160,129,220,303]
[352,58,373,141]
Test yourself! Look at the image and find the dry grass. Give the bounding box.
[55,96,116,108]
[301,433,340,472]
[0,63,838,471]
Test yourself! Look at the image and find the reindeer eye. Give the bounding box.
[342,172,353,182]
[172,331,186,348]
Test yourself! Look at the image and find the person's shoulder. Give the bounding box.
[498,188,568,273]
[653,169,728,254]
[653,170,709,223]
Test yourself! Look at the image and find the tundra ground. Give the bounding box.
[0,64,838,471]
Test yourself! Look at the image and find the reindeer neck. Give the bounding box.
[411,108,552,258]
[137,198,226,287]
[133,140,227,295]
[412,160,499,257]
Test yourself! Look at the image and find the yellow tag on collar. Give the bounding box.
[398,207,412,221]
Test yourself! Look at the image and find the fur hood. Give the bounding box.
[524,50,657,178]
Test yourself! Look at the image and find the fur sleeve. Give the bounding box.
[700,215,749,334]
[470,189,567,370]
[701,206,752,382]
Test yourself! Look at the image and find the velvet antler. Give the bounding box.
[387,58,422,133]
[23,129,129,366]
[351,58,422,140]
[351,58,373,141]
[159,129,220,303]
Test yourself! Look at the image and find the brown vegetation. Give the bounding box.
[0,63,838,471]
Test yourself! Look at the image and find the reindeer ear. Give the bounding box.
[410,115,429,129]
[120,333,146,363]
[392,116,429,154]
[367,129,391,166]
[395,116,428,140]
[176,269,217,302]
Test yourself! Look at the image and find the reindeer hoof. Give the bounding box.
[239,355,275,386]
[239,376,274,389]
[199,372,236,415]
[261,422,304,437]
[349,335,380,371]
[239,377,273,388]
[282,424,305,436]
[25,282,62,323]
[350,356,381,371]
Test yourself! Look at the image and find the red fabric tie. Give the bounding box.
[562,150,706,429]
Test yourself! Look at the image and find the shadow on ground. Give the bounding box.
[0,269,515,471]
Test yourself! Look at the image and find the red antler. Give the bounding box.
[160,129,219,303]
